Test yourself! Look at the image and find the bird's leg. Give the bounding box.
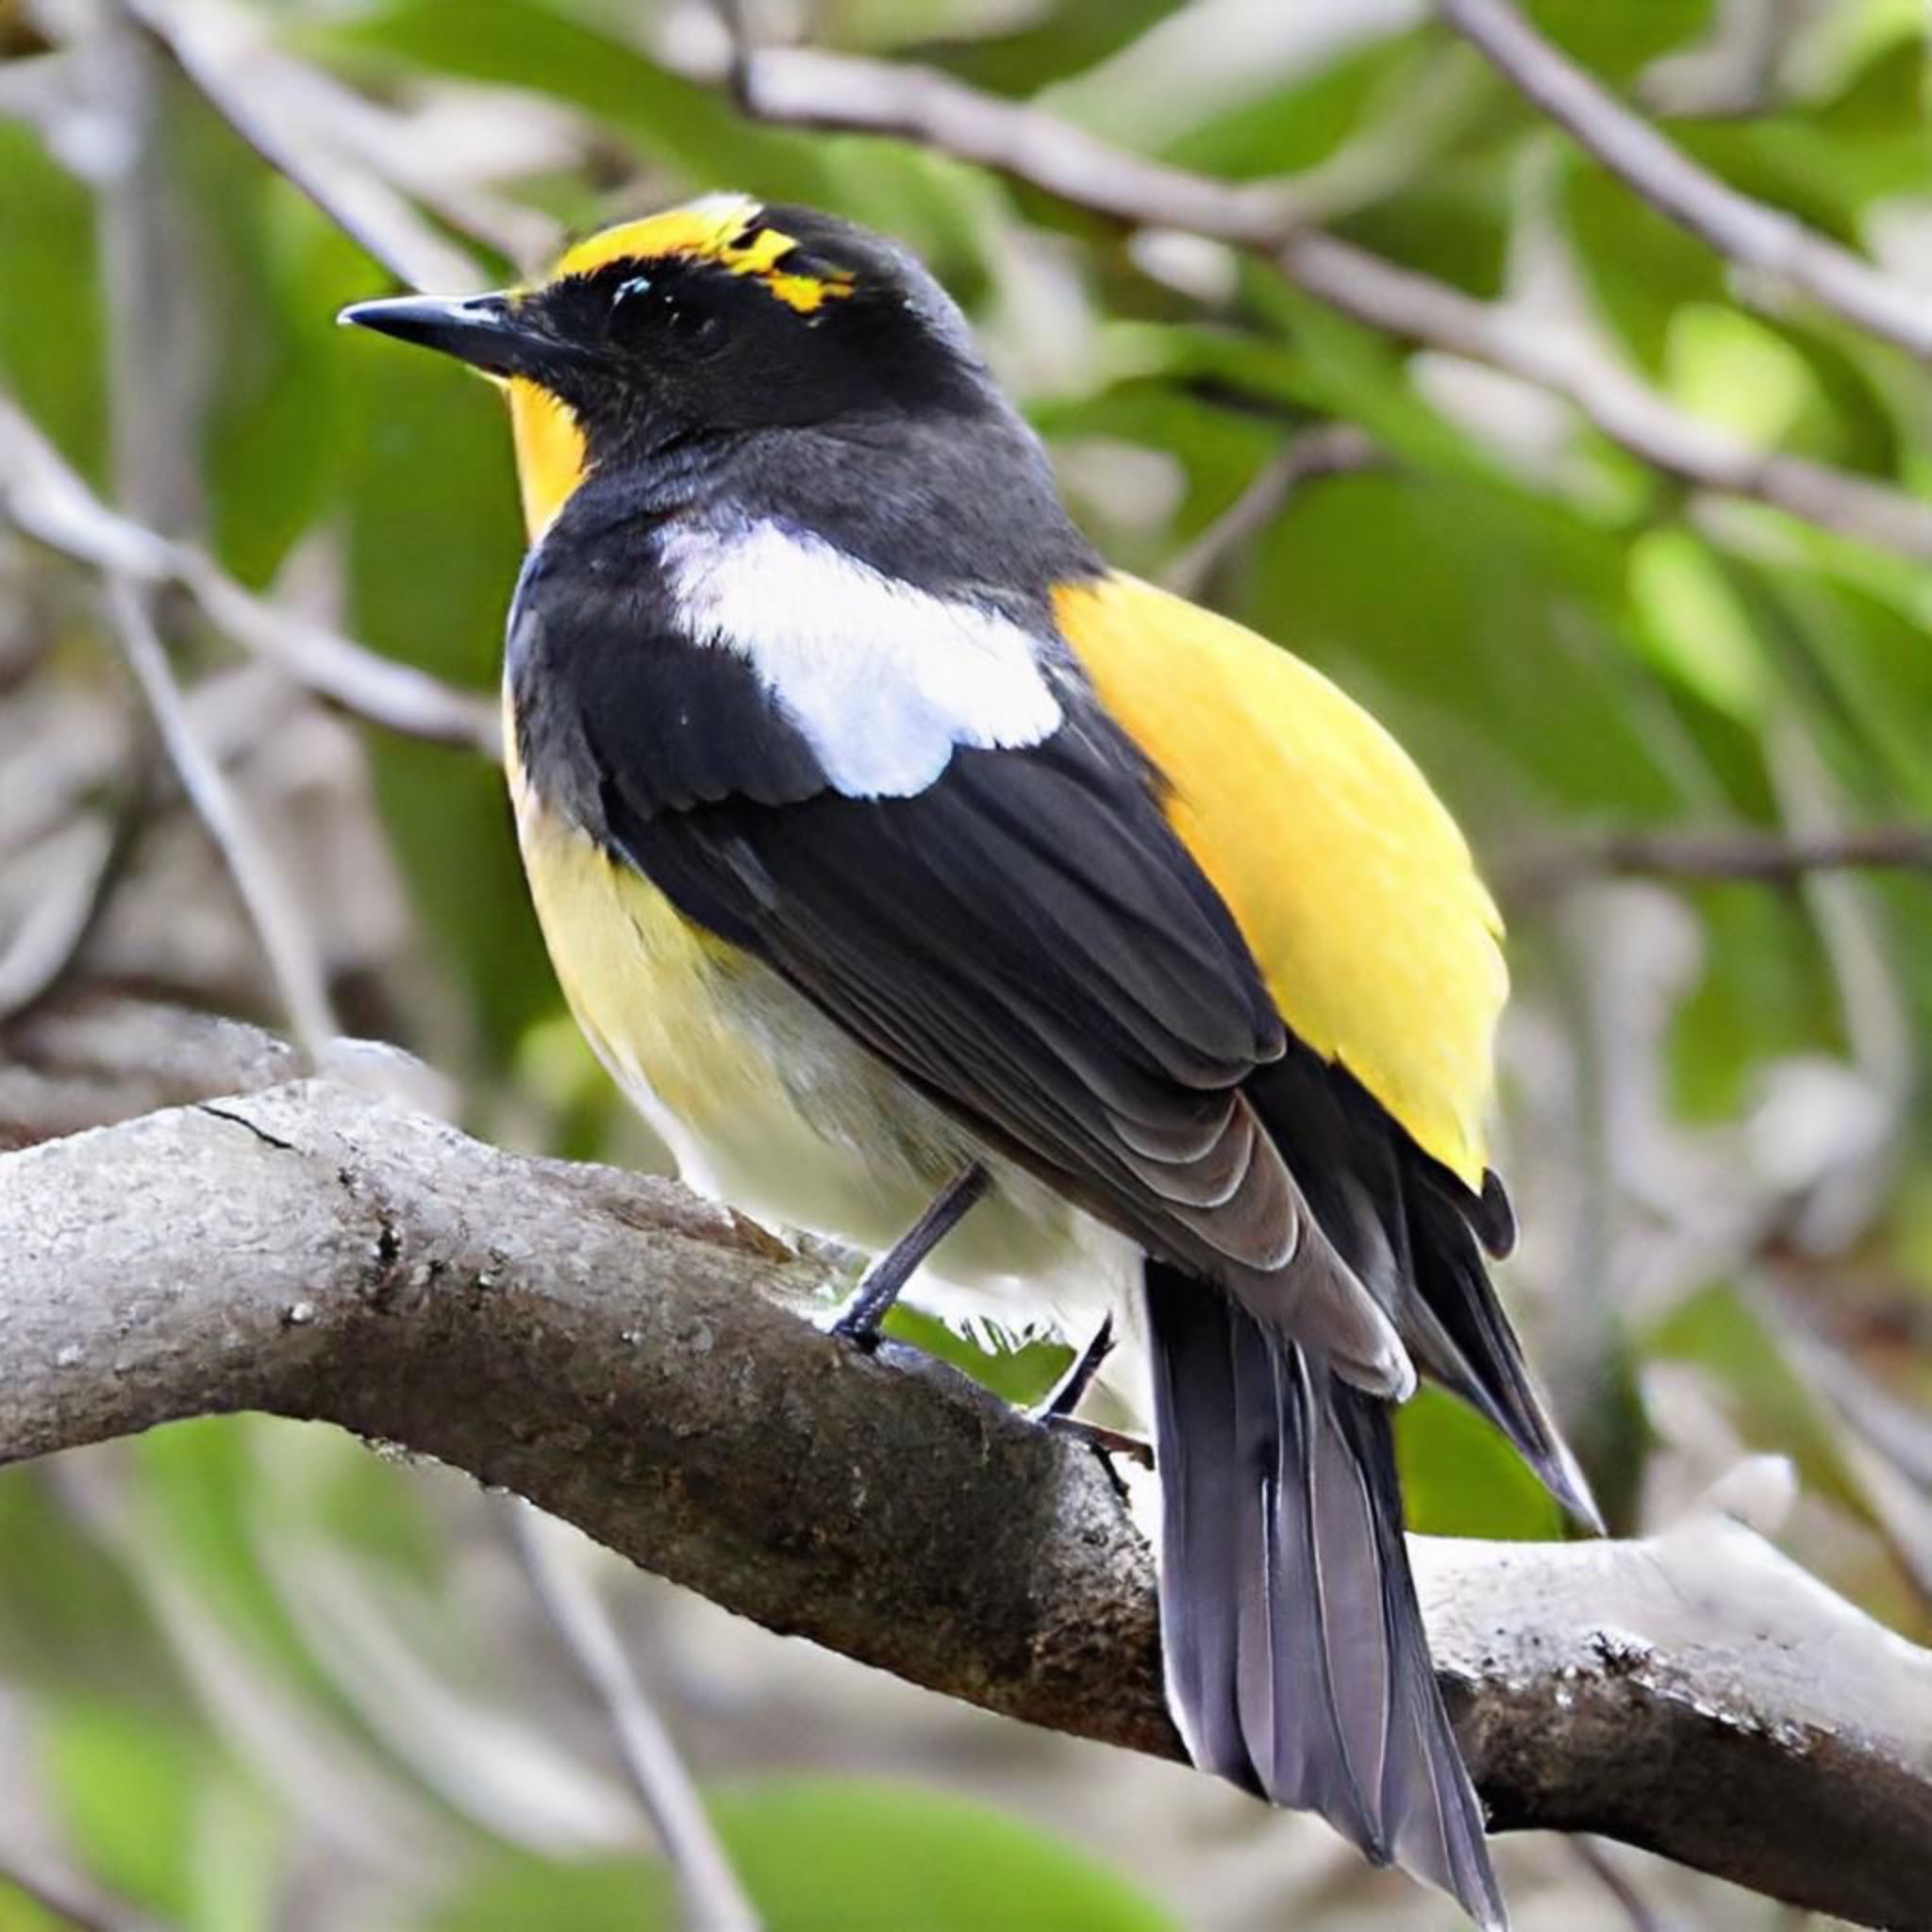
[1031,1312,1116,1421]
[1031,1313,1155,1471]
[828,1160,991,1348]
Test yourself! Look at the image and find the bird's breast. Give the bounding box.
[503,712,1126,1337]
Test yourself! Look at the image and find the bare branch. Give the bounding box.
[1507,823,1932,900]
[1274,231,1932,557]
[0,1855,172,1932]
[736,46,1299,242]
[1570,1838,1668,1932]
[708,0,756,110]
[727,45,1932,558]
[0,763,149,1026]
[2,1070,1928,1930]
[103,577,338,1060]
[1162,423,1379,598]
[0,992,300,1149]
[1441,0,1932,361]
[504,1502,761,1932]
[0,394,500,756]
[126,0,487,291]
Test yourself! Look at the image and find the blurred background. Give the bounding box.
[3,0,1931,1926]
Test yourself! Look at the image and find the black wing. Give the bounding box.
[622,737,1402,1380]
[510,539,1407,1389]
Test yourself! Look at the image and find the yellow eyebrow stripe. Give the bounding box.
[548,196,855,315]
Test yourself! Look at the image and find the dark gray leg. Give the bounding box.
[1033,1313,1154,1469]
[1032,1313,1116,1420]
[829,1162,991,1348]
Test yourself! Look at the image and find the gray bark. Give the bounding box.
[2,1076,1928,1929]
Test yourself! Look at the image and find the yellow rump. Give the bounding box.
[1056,575,1507,1189]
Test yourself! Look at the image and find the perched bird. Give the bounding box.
[342,196,1596,1926]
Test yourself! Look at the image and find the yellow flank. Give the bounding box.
[1055,575,1507,1188]
[503,700,777,1132]
[549,195,855,315]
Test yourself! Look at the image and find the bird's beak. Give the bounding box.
[338,291,587,386]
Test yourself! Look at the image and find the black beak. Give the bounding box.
[338,291,586,385]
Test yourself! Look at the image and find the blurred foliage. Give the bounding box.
[3,0,1932,1927]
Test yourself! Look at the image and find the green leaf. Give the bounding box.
[0,122,107,480]
[0,1471,167,1697]
[883,1305,1072,1407]
[1161,30,1437,181]
[425,1854,672,1932]
[1663,305,1821,450]
[0,1881,67,1932]
[921,0,1176,95]
[1666,888,1840,1123]
[1560,154,1725,375]
[1243,467,1691,826]
[428,1780,1175,1932]
[1518,0,1716,80]
[1395,1387,1562,1541]
[710,1778,1178,1932]
[40,1702,207,1918]
[1627,526,1771,723]
[186,1771,286,1932]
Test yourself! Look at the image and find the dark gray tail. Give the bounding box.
[1145,1262,1507,1930]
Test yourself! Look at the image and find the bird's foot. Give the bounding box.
[1039,1414,1155,1472]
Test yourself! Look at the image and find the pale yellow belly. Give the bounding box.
[508,775,1135,1341]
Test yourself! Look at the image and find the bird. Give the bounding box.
[341,194,1598,1927]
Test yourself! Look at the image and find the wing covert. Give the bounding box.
[596,708,1408,1391]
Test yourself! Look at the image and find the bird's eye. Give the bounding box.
[609,271,723,348]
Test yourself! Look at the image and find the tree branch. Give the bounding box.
[1506,822,1932,901]
[126,0,497,292]
[727,44,1932,559]
[502,1500,761,1932]
[1161,423,1379,599]
[3,1075,1928,1929]
[0,393,499,756]
[1441,0,1932,361]
[103,577,339,1060]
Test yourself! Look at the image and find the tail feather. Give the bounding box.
[1242,1049,1598,1531]
[1404,1182,1603,1533]
[1146,1264,1507,1930]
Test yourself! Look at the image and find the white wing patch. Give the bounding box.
[658,520,1063,798]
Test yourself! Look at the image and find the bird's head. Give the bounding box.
[341,195,1003,539]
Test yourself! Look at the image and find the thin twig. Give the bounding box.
[1572,1837,1672,1932]
[737,47,1297,242]
[1274,230,1932,557]
[0,754,151,1026]
[710,0,756,109]
[502,1500,761,1932]
[0,394,499,755]
[1506,822,1932,902]
[726,45,1932,558]
[126,0,483,291]
[104,576,339,1062]
[1754,1279,1932,1615]
[0,1850,173,1932]
[1441,0,1932,361]
[1162,423,1378,598]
